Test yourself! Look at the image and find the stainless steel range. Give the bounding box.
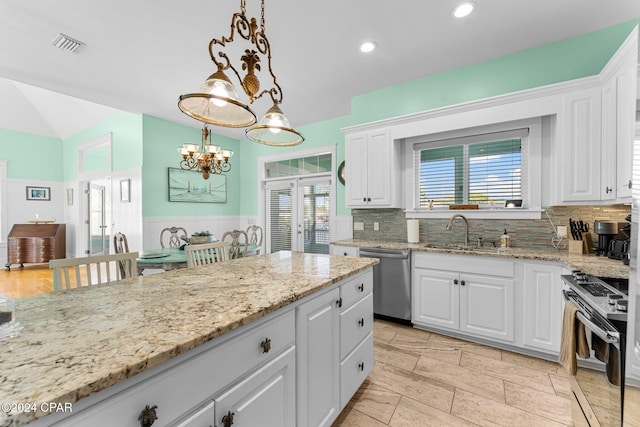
[561,271,628,426]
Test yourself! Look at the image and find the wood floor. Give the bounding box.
[3,267,572,426]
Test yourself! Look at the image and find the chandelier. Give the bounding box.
[177,0,304,146]
[177,126,233,179]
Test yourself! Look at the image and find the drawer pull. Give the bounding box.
[460,280,466,286]
[453,279,458,285]
[358,318,364,327]
[222,410,235,427]
[358,362,364,371]
[357,283,364,292]
[261,338,271,353]
[337,297,343,308]
[138,404,158,427]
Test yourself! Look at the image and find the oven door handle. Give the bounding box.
[563,290,620,344]
[575,310,619,344]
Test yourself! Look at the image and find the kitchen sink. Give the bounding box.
[421,243,500,253]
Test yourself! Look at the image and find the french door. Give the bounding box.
[265,176,331,254]
[88,182,108,255]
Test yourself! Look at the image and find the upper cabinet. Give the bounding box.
[344,128,403,208]
[559,26,638,204]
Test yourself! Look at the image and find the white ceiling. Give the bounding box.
[0,0,638,140]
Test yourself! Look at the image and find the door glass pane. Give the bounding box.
[303,184,330,254]
[89,184,106,255]
[269,188,292,253]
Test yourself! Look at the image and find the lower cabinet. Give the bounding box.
[34,268,374,427]
[412,253,515,343]
[214,346,296,427]
[296,288,341,427]
[522,262,563,354]
[296,269,373,427]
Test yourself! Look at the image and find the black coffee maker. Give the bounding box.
[594,220,618,257]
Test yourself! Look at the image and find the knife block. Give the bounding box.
[569,240,584,254]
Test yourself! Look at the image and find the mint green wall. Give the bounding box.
[0,129,62,180]
[141,115,242,217]
[63,112,143,181]
[239,19,640,217]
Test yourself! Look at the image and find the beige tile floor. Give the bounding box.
[333,319,572,426]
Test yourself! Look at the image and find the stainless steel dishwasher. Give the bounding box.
[359,248,411,324]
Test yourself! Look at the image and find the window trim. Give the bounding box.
[0,160,6,244]
[404,118,542,219]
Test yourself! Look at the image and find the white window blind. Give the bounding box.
[303,183,330,254]
[414,129,528,209]
[269,187,292,252]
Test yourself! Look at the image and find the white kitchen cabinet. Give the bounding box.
[522,262,563,354]
[338,271,373,409]
[330,244,359,257]
[214,346,296,427]
[412,253,515,343]
[296,288,340,427]
[559,26,637,204]
[560,87,603,202]
[344,128,402,208]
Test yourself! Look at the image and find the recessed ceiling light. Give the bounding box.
[452,2,475,18]
[359,41,377,53]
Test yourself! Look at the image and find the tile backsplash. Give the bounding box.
[352,205,631,250]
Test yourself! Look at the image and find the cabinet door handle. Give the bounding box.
[138,404,158,427]
[336,297,343,308]
[363,197,367,202]
[343,252,348,256]
[367,197,371,202]
[261,338,271,353]
[358,318,364,327]
[222,410,235,427]
[460,280,466,286]
[358,362,365,371]
[453,279,459,285]
[629,180,633,189]
[606,186,612,194]
[358,283,364,292]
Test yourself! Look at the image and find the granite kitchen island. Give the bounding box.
[1,251,377,426]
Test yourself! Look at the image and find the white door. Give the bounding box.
[412,268,459,330]
[459,273,514,342]
[266,177,332,254]
[88,182,108,255]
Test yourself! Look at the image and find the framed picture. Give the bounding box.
[168,167,226,203]
[67,188,73,205]
[120,179,131,202]
[26,186,51,201]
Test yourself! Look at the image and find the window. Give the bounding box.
[414,128,528,209]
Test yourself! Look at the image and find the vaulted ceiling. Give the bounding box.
[0,1,638,140]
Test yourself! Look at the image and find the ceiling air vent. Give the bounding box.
[51,33,84,53]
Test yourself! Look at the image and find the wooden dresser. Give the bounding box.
[5,224,66,270]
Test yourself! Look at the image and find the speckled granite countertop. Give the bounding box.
[0,251,377,427]
[332,239,629,279]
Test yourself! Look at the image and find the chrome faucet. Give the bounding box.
[445,214,469,247]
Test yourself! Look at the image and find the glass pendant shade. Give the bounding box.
[178,66,257,128]
[246,103,304,146]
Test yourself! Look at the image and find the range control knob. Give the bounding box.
[616,300,628,312]
[608,294,623,305]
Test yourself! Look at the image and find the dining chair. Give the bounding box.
[221,230,249,259]
[113,232,131,278]
[185,242,230,267]
[160,226,188,248]
[246,225,263,255]
[49,252,139,291]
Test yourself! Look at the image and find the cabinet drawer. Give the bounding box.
[53,310,295,426]
[340,270,373,310]
[339,332,374,409]
[331,245,359,257]
[340,293,373,360]
[413,252,514,277]
[171,400,215,427]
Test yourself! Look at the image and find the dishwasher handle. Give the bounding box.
[360,248,410,259]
